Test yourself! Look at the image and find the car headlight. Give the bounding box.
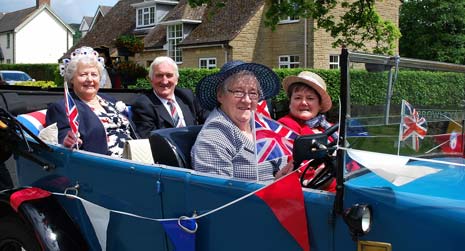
[343,204,372,239]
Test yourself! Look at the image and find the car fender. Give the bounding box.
[0,187,88,250]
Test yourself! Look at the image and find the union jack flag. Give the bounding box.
[64,82,79,136]
[400,100,427,151]
[254,112,299,163]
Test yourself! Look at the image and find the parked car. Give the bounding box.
[0,50,464,250]
[0,70,34,85]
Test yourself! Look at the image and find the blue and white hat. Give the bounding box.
[196,61,280,110]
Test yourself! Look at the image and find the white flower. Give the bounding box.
[115,101,127,113]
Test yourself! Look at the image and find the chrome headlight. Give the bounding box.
[343,204,372,239]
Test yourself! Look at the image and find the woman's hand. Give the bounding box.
[274,160,294,180]
[63,130,82,149]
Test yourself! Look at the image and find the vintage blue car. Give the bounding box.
[0,49,464,251]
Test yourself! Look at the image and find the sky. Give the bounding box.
[0,0,119,24]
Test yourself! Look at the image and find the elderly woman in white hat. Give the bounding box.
[278,71,337,140]
[192,61,293,182]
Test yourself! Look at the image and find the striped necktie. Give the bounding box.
[167,99,183,127]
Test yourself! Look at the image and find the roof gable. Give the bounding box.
[16,5,74,34]
[90,5,113,30]
[63,0,142,58]
[0,7,36,33]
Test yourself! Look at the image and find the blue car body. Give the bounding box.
[2,50,465,250]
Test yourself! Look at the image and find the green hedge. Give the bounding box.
[0,63,59,81]
[2,64,464,108]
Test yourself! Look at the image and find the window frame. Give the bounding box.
[199,58,217,69]
[278,0,300,24]
[6,33,11,48]
[329,54,340,69]
[167,24,183,64]
[278,55,300,68]
[136,6,156,28]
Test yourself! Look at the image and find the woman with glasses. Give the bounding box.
[191,61,293,182]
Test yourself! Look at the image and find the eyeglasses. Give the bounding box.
[227,89,260,100]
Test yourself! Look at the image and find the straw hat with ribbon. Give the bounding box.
[282,71,332,113]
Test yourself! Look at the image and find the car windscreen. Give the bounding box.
[2,72,31,81]
[343,53,465,179]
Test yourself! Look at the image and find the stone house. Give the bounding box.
[68,0,400,70]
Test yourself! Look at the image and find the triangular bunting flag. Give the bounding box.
[160,218,197,251]
[255,172,310,251]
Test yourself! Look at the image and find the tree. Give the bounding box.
[188,0,400,55]
[400,0,465,64]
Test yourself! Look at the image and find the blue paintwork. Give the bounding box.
[14,139,465,251]
[344,157,465,250]
[16,141,465,250]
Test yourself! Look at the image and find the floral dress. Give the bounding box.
[91,96,133,157]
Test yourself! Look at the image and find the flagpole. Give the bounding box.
[252,111,259,182]
[397,100,405,155]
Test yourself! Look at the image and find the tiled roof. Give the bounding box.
[161,0,206,23]
[0,7,36,33]
[99,5,113,16]
[83,16,93,26]
[180,0,265,46]
[63,0,141,58]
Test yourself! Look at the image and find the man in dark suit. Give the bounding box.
[131,56,207,138]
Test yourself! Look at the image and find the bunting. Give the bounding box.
[255,171,310,251]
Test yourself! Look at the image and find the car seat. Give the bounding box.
[148,125,202,169]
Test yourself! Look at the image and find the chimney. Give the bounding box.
[36,0,50,8]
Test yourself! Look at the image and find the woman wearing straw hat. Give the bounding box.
[191,61,293,182]
[279,71,337,191]
[278,71,337,140]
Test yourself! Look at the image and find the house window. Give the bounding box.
[329,55,339,69]
[137,7,155,27]
[278,0,299,23]
[7,33,11,48]
[199,58,217,69]
[6,59,11,64]
[168,24,183,63]
[279,55,300,68]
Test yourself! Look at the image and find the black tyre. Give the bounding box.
[0,215,41,251]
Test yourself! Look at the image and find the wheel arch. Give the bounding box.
[0,187,89,250]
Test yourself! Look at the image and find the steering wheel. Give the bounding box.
[299,123,339,189]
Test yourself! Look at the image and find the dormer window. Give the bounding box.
[132,0,178,29]
[137,7,156,27]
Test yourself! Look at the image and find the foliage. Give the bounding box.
[115,35,144,54]
[115,61,148,80]
[13,81,57,88]
[188,0,400,55]
[399,0,465,64]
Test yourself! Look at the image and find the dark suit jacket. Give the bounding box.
[46,93,137,155]
[131,87,207,138]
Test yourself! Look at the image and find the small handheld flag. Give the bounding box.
[64,82,80,141]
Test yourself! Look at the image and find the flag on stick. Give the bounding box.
[64,82,79,137]
[399,100,427,152]
[254,112,299,163]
